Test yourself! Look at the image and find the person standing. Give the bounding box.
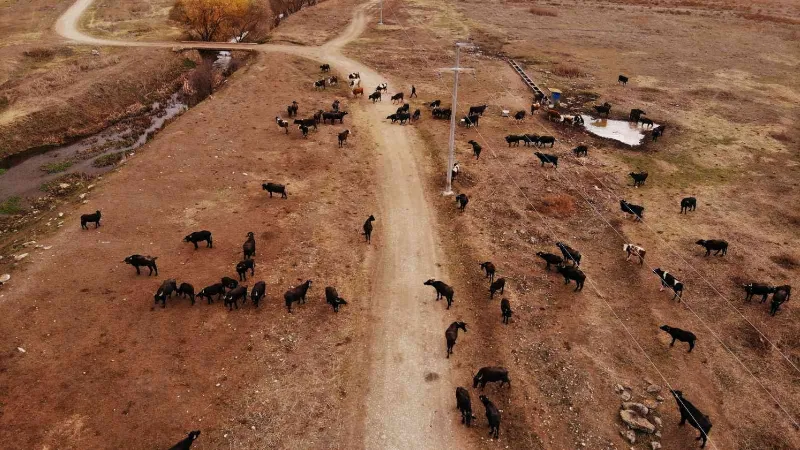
[410,85,417,98]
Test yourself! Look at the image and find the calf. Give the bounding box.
[424,279,454,309]
[618,74,629,85]
[287,102,298,117]
[456,387,475,426]
[242,231,256,259]
[469,105,488,116]
[480,395,501,439]
[473,366,510,389]
[390,92,404,103]
[479,261,496,283]
[489,278,506,299]
[660,325,696,352]
[325,286,348,312]
[629,171,648,187]
[412,109,421,121]
[396,104,410,114]
[197,283,224,304]
[445,321,467,358]
[770,288,790,316]
[363,215,375,243]
[671,390,712,448]
[168,430,201,450]
[623,243,646,265]
[572,145,588,157]
[224,285,247,311]
[537,136,555,147]
[653,268,684,300]
[250,281,266,307]
[696,239,728,256]
[639,117,654,128]
[369,91,381,102]
[284,280,313,312]
[184,230,212,249]
[500,298,512,324]
[468,140,482,159]
[557,265,585,291]
[534,152,558,168]
[313,79,326,89]
[620,199,644,221]
[428,99,441,108]
[513,110,526,122]
[505,135,523,147]
[556,242,581,266]
[652,126,664,141]
[320,64,330,72]
[236,259,255,281]
[338,129,350,148]
[456,193,469,212]
[742,283,775,302]
[681,197,697,214]
[327,76,338,86]
[432,107,452,119]
[124,254,158,276]
[536,251,563,271]
[80,210,101,229]
[298,124,309,137]
[154,279,178,308]
[275,117,290,134]
[522,134,539,147]
[177,282,196,305]
[396,112,411,124]
[352,87,364,97]
[293,118,317,130]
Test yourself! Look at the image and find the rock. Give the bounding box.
[82,200,89,204]
[653,416,662,427]
[58,183,70,189]
[621,391,632,401]
[620,410,656,433]
[656,395,665,402]
[655,431,662,438]
[14,253,29,261]
[646,384,661,393]
[92,49,100,56]
[622,402,649,416]
[22,241,37,247]
[614,383,625,393]
[643,399,659,410]
[0,274,10,284]
[651,442,662,450]
[620,429,636,444]
[87,184,95,189]
[79,193,87,199]
[17,347,25,353]
[43,246,52,250]
[58,212,64,217]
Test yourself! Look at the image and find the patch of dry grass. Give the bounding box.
[552,64,586,78]
[738,13,800,25]
[529,6,558,17]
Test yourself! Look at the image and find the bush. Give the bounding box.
[552,64,586,78]
[0,96,9,111]
[529,6,558,17]
[92,152,125,167]
[0,196,23,215]
[40,160,74,174]
[0,168,6,176]
[188,62,214,105]
[23,48,55,61]
[182,58,197,68]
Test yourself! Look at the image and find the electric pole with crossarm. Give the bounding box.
[438,42,475,195]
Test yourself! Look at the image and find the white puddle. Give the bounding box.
[580,115,657,146]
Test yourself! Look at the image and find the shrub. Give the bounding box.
[0,196,23,215]
[770,254,798,271]
[188,62,214,105]
[40,160,74,174]
[0,168,6,176]
[0,96,9,111]
[552,64,586,78]
[182,58,197,68]
[23,48,55,61]
[529,6,558,17]
[92,152,125,167]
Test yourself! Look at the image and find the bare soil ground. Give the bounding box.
[80,0,183,41]
[270,0,363,45]
[347,0,800,448]
[0,54,379,449]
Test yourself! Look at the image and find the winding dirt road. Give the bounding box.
[55,1,466,448]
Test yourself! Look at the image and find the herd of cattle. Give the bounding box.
[78,64,791,448]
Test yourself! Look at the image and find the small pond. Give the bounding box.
[580,115,657,146]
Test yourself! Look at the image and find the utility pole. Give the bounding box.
[378,0,383,25]
[438,43,474,195]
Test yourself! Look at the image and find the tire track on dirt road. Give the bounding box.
[55,1,470,448]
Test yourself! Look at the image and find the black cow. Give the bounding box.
[630,108,645,122]
[572,145,588,157]
[653,268,684,300]
[468,140,482,159]
[505,135,523,147]
[556,242,581,266]
[369,91,381,102]
[660,325,696,352]
[537,136,555,147]
[469,105,488,116]
[463,114,480,128]
[620,199,644,221]
[696,239,728,256]
[293,118,317,130]
[480,395,501,439]
[770,287,790,316]
[250,281,266,307]
[479,261,496,283]
[262,183,287,198]
[630,171,648,187]
[557,265,585,291]
[197,283,224,304]
[184,230,212,249]
[80,210,101,229]
[168,430,201,450]
[536,251,563,271]
[124,254,158,276]
[618,74,629,85]
[445,321,467,358]
[424,279,455,309]
[671,390,712,448]
[500,298,512,324]
[743,283,775,302]
[224,285,247,311]
[489,278,506,299]
[236,259,255,281]
[681,197,697,214]
[456,387,475,426]
[473,367,510,389]
[284,280,313,312]
[534,152,558,168]
[154,279,178,308]
[177,282,196,305]
[594,102,611,116]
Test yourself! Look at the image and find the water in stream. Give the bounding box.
[580,115,657,146]
[0,93,187,202]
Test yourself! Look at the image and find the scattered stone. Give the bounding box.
[17,347,25,353]
[14,253,28,261]
[82,200,89,204]
[622,402,649,416]
[614,384,625,393]
[87,184,95,190]
[58,212,64,217]
[651,442,662,450]
[656,395,665,402]
[58,184,70,190]
[0,274,10,284]
[79,193,87,200]
[620,429,636,444]
[620,410,656,433]
[653,416,662,427]
[43,246,52,250]
[643,399,659,410]
[91,49,100,56]
[22,241,37,247]
[646,384,661,394]
[621,391,632,401]
[655,431,662,438]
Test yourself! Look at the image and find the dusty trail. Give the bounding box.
[53,1,467,448]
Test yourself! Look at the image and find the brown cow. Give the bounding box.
[547,109,561,122]
[352,87,364,97]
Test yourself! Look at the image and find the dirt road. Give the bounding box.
[51,1,467,448]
